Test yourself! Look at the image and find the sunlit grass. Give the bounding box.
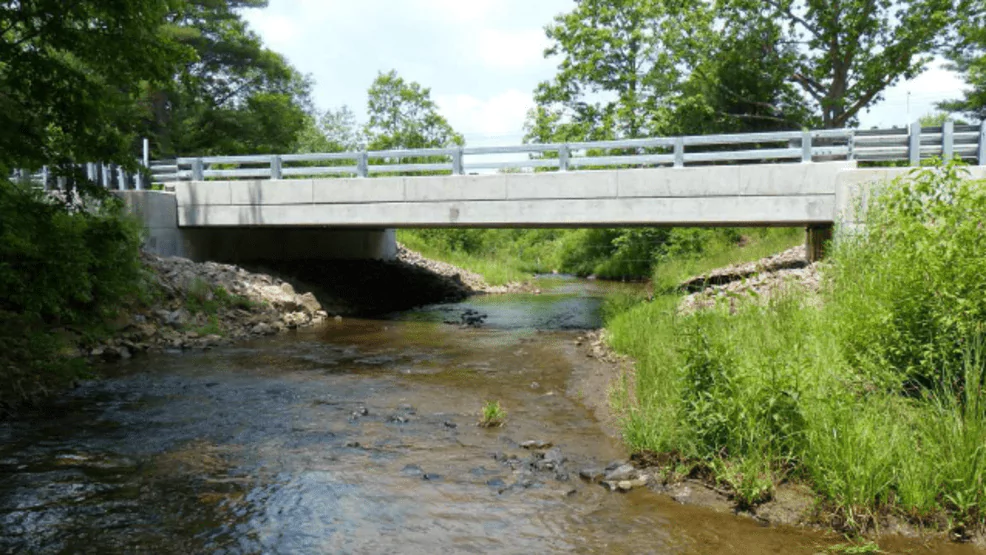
[478,400,507,428]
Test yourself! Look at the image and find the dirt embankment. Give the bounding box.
[85,246,501,361]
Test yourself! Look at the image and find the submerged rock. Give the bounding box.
[401,464,423,476]
[579,468,605,483]
[521,440,553,450]
[604,464,637,482]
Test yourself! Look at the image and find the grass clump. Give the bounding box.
[478,400,507,428]
[607,161,986,533]
[186,280,256,315]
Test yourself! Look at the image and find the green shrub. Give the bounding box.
[828,161,986,393]
[0,178,145,415]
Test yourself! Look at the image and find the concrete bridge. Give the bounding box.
[82,122,986,263]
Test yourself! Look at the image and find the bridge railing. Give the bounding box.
[12,139,153,192]
[137,122,980,183]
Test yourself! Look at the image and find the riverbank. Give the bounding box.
[599,167,986,546]
[584,246,979,547]
[0,244,502,417]
[88,244,517,357]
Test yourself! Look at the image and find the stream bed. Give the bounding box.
[0,278,975,554]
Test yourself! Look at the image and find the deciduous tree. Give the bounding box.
[364,70,463,150]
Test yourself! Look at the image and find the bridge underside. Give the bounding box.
[175,162,853,229]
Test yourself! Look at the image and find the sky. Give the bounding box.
[244,0,970,147]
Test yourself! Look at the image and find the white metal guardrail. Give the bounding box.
[150,123,985,184]
[12,125,986,189]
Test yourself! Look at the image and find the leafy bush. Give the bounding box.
[828,161,986,393]
[0,178,145,415]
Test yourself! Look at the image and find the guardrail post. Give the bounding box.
[674,137,684,168]
[270,155,282,179]
[558,144,569,171]
[452,147,464,175]
[357,152,368,178]
[801,130,812,163]
[943,120,954,160]
[137,138,149,190]
[979,120,986,166]
[909,122,921,166]
[191,158,204,181]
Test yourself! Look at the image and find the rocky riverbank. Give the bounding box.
[85,246,503,360]
[395,243,532,294]
[678,245,820,313]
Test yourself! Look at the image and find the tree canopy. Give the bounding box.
[940,0,986,120]
[528,0,958,143]
[0,0,186,172]
[364,70,463,150]
[147,0,314,157]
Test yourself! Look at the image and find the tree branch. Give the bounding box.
[764,0,822,39]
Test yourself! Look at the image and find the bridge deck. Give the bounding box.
[175,162,851,228]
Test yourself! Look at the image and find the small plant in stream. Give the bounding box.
[478,400,507,428]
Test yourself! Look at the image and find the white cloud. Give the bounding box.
[474,28,551,71]
[436,89,534,140]
[413,0,498,23]
[858,61,969,128]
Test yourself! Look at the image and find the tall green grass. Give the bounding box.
[651,227,803,293]
[607,161,986,532]
[399,227,803,286]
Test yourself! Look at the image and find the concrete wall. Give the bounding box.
[115,191,397,262]
[117,190,187,258]
[175,162,855,228]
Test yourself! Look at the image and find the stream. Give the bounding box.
[0,278,976,554]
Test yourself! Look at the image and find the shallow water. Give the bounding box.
[0,278,975,554]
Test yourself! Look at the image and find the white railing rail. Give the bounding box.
[150,123,985,184]
[13,139,152,191]
[14,126,985,188]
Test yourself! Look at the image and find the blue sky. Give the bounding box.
[244,0,969,145]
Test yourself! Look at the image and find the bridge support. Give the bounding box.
[115,191,397,262]
[806,224,832,262]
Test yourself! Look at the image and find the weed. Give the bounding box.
[478,400,507,428]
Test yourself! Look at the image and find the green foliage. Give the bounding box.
[0,182,144,324]
[739,0,954,128]
[530,0,680,141]
[0,0,187,172]
[607,163,986,529]
[0,180,145,415]
[298,105,364,153]
[827,160,986,392]
[402,227,803,286]
[941,0,986,120]
[147,0,313,157]
[528,0,954,141]
[365,70,463,151]
[478,400,507,428]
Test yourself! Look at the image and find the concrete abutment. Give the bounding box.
[116,190,398,262]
